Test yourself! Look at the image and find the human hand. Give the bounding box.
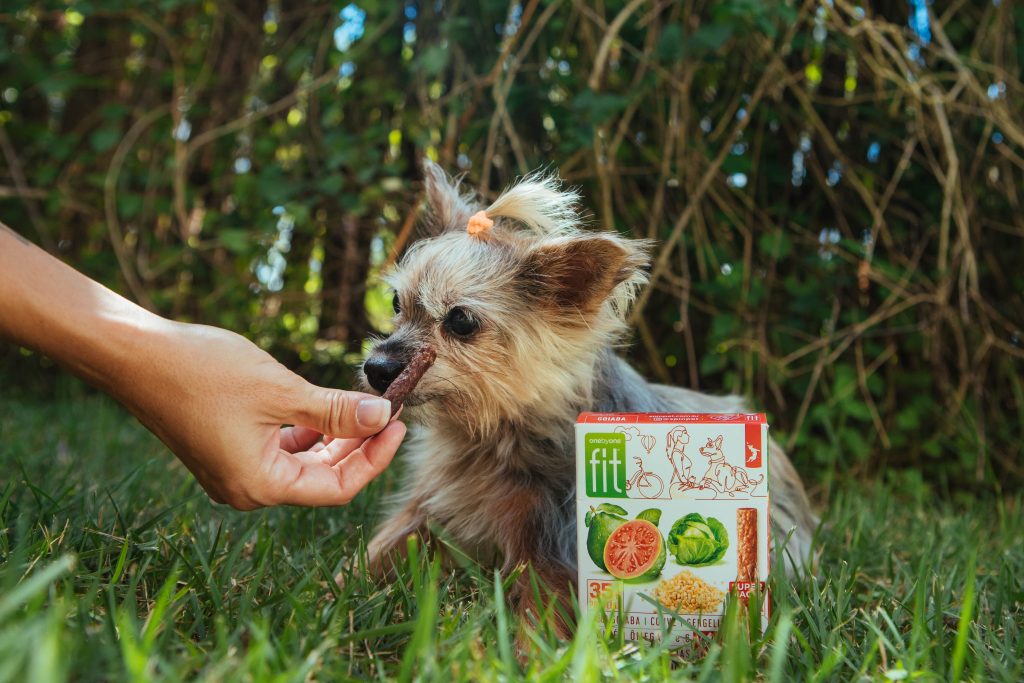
[112,321,406,510]
[0,226,407,509]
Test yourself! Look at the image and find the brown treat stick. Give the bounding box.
[382,346,436,417]
[735,507,759,609]
[736,507,758,583]
[736,508,758,582]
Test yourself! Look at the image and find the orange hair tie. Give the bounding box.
[466,210,493,237]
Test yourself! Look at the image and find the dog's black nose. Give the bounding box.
[363,356,406,394]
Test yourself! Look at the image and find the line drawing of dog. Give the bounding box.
[697,435,765,497]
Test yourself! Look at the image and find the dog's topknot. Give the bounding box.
[423,159,584,237]
[483,170,583,237]
[418,158,650,326]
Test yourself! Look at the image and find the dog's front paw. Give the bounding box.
[333,559,354,591]
[364,539,401,581]
[363,503,429,580]
[333,546,396,591]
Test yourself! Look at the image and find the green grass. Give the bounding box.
[1,383,1021,682]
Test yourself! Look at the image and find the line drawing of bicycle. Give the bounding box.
[625,455,664,499]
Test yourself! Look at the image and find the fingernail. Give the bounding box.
[357,398,391,428]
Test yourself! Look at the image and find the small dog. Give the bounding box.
[361,161,817,630]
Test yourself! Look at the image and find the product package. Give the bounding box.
[575,412,770,654]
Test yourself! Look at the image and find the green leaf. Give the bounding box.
[89,127,121,153]
[636,508,662,526]
[218,229,252,254]
[571,89,629,124]
[759,231,792,259]
[656,24,684,62]
[117,193,143,219]
[416,45,449,76]
[596,503,628,517]
[672,536,718,565]
[317,174,345,195]
[705,517,730,559]
[683,24,733,54]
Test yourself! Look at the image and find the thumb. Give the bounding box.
[289,383,393,437]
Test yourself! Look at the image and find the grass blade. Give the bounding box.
[950,554,977,683]
[0,555,75,621]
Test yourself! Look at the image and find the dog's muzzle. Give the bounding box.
[363,356,406,394]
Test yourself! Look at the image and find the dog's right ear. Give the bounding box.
[521,233,650,316]
[422,159,477,234]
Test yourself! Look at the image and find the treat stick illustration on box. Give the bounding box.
[735,507,759,607]
[577,413,770,653]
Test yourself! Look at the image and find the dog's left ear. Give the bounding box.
[422,159,477,234]
[522,234,650,314]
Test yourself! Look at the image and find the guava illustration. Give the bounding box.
[585,503,627,571]
[602,518,666,583]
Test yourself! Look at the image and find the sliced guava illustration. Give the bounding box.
[603,518,666,583]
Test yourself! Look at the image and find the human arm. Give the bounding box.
[0,223,404,509]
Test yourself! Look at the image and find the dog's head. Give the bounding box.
[362,160,650,436]
[699,435,725,458]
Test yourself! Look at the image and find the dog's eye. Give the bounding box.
[392,293,401,315]
[444,307,479,338]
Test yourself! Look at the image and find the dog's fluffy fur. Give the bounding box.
[362,161,817,626]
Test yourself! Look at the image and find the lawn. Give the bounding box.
[1,382,1021,682]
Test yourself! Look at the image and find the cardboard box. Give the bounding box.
[575,413,770,653]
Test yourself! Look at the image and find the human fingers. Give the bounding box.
[285,438,361,466]
[260,422,405,506]
[280,426,323,453]
[329,421,406,496]
[317,436,370,466]
[284,382,392,438]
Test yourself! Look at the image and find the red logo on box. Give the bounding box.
[728,581,767,600]
[744,423,762,468]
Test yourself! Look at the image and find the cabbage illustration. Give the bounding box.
[666,513,729,567]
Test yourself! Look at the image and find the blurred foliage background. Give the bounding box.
[1,0,1022,495]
